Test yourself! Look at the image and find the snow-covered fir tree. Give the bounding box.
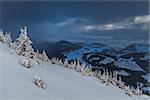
[69,60,76,69]
[33,49,41,64]
[101,69,106,80]
[75,60,81,72]
[56,57,60,64]
[40,50,49,62]
[109,71,113,79]
[35,49,40,59]
[73,59,77,67]
[124,85,133,96]
[54,57,60,64]
[0,30,5,42]
[134,82,142,95]
[81,65,93,76]
[68,60,73,68]
[51,57,56,64]
[112,71,118,86]
[0,31,14,48]
[118,76,125,89]
[51,57,63,64]
[105,69,109,80]
[93,69,98,77]
[80,62,86,73]
[97,70,102,79]
[63,59,68,67]
[85,67,93,76]
[16,26,34,58]
[57,58,63,65]
[4,32,13,47]
[20,58,32,68]
[53,57,58,64]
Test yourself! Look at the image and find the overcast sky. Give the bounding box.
[0,1,149,48]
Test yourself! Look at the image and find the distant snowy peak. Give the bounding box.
[119,44,149,54]
[88,43,117,54]
[117,70,130,76]
[99,56,115,65]
[65,43,116,61]
[84,53,116,65]
[114,58,145,72]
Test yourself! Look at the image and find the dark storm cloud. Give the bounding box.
[1,1,149,23]
[0,1,149,47]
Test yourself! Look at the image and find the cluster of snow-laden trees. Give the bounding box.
[0,27,49,68]
[51,57,142,96]
[51,57,92,76]
[92,69,143,96]
[0,30,13,48]
[0,27,49,88]
[0,26,143,95]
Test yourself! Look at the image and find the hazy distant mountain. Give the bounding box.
[118,44,149,54]
[34,40,84,59]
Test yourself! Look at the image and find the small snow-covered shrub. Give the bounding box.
[20,58,32,68]
[34,77,46,89]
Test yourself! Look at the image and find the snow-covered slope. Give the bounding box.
[0,43,149,100]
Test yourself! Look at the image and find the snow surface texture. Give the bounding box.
[0,43,149,100]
